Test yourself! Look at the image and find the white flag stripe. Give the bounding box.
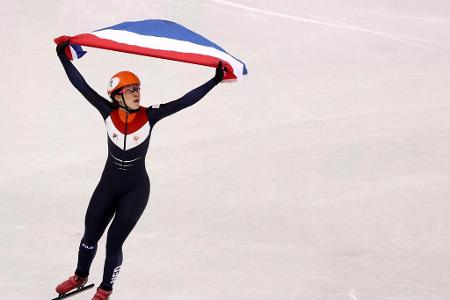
[92,29,245,79]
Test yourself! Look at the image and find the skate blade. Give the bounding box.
[51,283,95,300]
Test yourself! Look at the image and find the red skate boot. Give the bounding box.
[55,274,88,295]
[92,287,112,300]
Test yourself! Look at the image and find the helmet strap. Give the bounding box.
[119,94,139,113]
[121,94,129,111]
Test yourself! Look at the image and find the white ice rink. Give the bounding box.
[1,0,449,299]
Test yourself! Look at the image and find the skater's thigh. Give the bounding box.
[105,189,149,251]
[115,179,150,224]
[83,179,117,238]
[86,177,117,216]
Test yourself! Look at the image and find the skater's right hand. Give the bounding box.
[56,40,70,55]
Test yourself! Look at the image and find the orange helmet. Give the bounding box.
[107,71,140,96]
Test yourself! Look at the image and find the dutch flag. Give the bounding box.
[54,19,248,81]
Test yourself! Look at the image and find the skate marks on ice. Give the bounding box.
[331,8,450,46]
[310,290,433,300]
[348,290,360,300]
[334,8,450,24]
[311,287,448,300]
[204,0,450,54]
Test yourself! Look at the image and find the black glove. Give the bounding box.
[214,61,226,84]
[56,40,70,55]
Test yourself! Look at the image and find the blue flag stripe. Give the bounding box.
[95,20,229,53]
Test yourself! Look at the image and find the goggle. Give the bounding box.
[120,85,141,94]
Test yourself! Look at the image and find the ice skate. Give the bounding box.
[52,274,94,299]
[92,287,112,300]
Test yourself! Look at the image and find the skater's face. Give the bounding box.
[115,85,141,110]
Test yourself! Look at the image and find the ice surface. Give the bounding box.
[1,0,449,299]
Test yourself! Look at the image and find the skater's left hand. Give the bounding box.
[214,61,227,84]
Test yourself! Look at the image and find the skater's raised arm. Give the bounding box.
[146,62,225,126]
[56,42,113,119]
